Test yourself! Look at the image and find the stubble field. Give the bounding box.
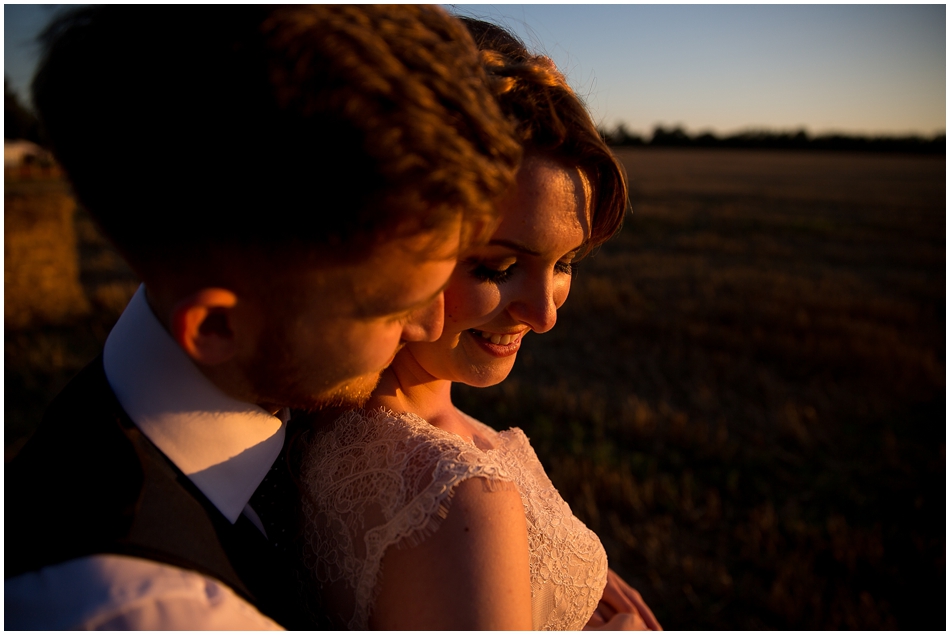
[456,148,945,629]
[5,148,945,629]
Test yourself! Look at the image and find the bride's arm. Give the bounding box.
[370,477,534,630]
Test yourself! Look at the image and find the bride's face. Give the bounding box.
[399,154,591,388]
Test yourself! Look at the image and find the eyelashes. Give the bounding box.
[468,261,577,284]
[555,261,577,276]
[470,263,514,284]
[387,309,413,324]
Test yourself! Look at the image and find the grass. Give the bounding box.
[5,177,139,459]
[454,148,945,629]
[5,148,945,628]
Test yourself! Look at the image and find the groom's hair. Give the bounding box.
[32,5,521,281]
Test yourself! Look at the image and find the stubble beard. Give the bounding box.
[248,355,383,414]
[244,319,383,413]
[300,374,381,413]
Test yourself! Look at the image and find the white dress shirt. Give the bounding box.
[5,286,286,630]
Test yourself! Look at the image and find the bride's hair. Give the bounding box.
[460,17,628,257]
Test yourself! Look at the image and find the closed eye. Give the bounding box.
[387,309,414,324]
[555,261,577,276]
[470,263,514,284]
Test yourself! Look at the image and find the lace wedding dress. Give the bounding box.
[298,408,608,630]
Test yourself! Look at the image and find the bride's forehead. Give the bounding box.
[495,161,590,236]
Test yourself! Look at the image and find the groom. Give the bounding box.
[5,5,520,629]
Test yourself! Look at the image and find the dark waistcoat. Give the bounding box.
[5,355,319,629]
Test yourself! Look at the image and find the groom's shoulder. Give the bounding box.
[10,354,140,498]
[11,353,133,475]
[5,355,146,577]
[44,353,119,422]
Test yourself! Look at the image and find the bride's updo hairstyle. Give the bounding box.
[460,17,627,256]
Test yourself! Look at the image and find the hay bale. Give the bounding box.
[5,181,90,328]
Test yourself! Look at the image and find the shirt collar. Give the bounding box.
[103,285,285,523]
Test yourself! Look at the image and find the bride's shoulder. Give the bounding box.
[299,407,515,510]
[301,407,490,474]
[455,410,529,449]
[313,407,466,446]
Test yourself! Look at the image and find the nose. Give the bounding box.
[400,293,445,343]
[507,277,560,334]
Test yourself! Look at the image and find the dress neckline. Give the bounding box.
[362,406,506,454]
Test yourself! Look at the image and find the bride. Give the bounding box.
[296,18,661,631]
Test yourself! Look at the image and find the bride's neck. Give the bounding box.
[367,353,462,432]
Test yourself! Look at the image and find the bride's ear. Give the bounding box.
[171,288,241,365]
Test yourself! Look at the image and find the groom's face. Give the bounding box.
[243,224,462,411]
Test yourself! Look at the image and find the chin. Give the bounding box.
[458,363,516,388]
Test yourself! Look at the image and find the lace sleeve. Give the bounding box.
[298,408,514,630]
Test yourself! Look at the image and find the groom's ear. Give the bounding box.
[171,288,243,366]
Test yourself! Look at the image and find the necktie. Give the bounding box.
[247,425,332,629]
[249,449,297,555]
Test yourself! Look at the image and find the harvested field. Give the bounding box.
[5,148,945,628]
[5,177,138,459]
[5,179,89,328]
[455,148,945,629]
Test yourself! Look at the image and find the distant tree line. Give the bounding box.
[601,123,946,155]
[6,76,944,157]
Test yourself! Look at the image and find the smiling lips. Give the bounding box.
[468,328,527,357]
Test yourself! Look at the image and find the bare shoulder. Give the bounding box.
[371,477,533,630]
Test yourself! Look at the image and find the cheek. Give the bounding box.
[443,282,501,328]
[365,324,404,357]
[553,278,573,310]
[336,323,403,370]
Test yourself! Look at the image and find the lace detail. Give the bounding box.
[299,408,608,630]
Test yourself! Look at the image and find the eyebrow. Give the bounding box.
[487,238,585,258]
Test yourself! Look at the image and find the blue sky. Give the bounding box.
[5,4,946,137]
[4,5,56,97]
[448,4,946,136]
